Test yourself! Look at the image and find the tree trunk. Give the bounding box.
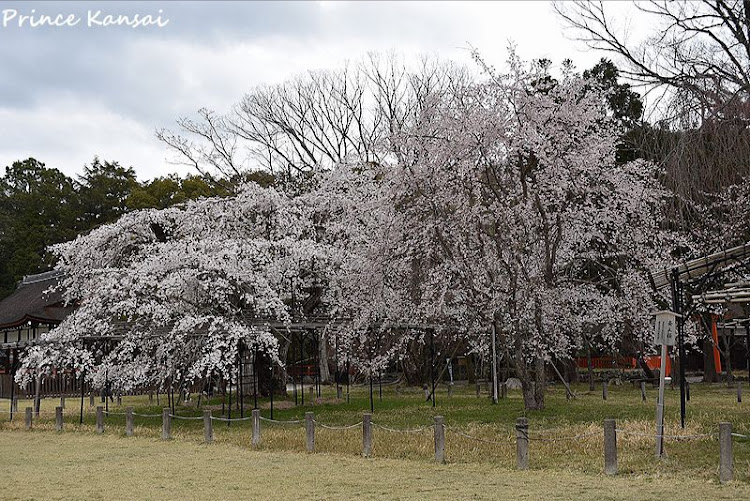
[318,331,330,383]
[515,344,545,410]
[586,342,595,391]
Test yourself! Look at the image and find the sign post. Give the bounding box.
[653,310,677,457]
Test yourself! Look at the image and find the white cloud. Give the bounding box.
[0,98,180,180]
[0,1,645,181]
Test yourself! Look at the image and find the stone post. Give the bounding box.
[251,409,261,446]
[719,422,733,484]
[516,417,529,470]
[203,410,213,443]
[604,419,617,475]
[55,406,63,431]
[640,382,647,402]
[305,412,315,452]
[125,407,134,437]
[162,408,171,440]
[602,381,608,400]
[25,407,32,430]
[363,413,373,457]
[434,416,445,464]
[96,406,104,433]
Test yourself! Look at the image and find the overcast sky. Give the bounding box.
[0,1,643,181]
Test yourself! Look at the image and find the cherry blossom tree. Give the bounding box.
[322,53,672,409]
[16,183,340,396]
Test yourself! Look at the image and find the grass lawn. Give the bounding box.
[2,431,750,500]
[2,379,750,486]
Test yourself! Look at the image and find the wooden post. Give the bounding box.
[55,406,63,431]
[60,395,65,409]
[96,406,104,433]
[305,412,315,452]
[125,407,134,437]
[203,410,213,443]
[640,382,647,402]
[515,417,529,470]
[149,391,153,405]
[602,381,608,400]
[719,422,733,483]
[476,382,481,398]
[434,416,445,463]
[251,409,261,446]
[25,407,32,430]
[336,386,343,399]
[500,382,507,399]
[363,413,372,457]
[604,419,617,475]
[162,408,171,440]
[116,394,122,406]
[12,396,18,413]
[447,383,453,397]
[737,383,742,403]
[89,392,94,407]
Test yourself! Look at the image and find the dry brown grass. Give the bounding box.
[3,431,749,500]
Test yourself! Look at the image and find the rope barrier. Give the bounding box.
[371,423,431,433]
[444,425,515,445]
[527,431,600,442]
[131,412,163,418]
[316,421,363,430]
[258,417,302,425]
[102,411,126,416]
[615,429,716,440]
[168,414,203,421]
[731,432,750,439]
[210,415,253,422]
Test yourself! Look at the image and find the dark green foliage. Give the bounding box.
[0,157,258,300]
[0,158,79,298]
[76,157,139,228]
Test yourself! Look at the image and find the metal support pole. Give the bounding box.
[491,323,499,404]
[79,371,85,425]
[655,343,667,457]
[429,328,436,408]
[671,268,686,428]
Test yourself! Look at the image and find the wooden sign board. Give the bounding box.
[653,310,677,346]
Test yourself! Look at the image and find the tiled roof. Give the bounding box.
[0,270,74,329]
